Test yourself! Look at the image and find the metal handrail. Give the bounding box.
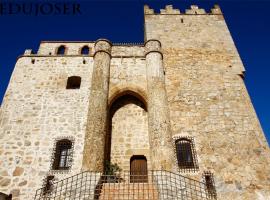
[34,170,216,200]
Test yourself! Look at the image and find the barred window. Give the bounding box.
[203,171,217,199]
[66,76,81,89]
[56,45,66,55]
[53,140,72,170]
[81,45,90,55]
[175,137,198,172]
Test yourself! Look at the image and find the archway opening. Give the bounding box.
[105,93,149,174]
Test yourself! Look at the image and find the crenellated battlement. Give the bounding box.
[211,5,222,14]
[144,4,222,15]
[160,5,180,14]
[185,5,206,14]
[144,5,154,14]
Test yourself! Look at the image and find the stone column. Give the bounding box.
[82,39,112,171]
[145,40,175,171]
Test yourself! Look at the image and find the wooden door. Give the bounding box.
[130,156,148,183]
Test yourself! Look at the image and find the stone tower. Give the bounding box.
[0,4,269,200]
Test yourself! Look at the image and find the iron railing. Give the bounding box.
[35,170,216,200]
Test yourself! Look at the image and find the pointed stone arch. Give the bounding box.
[108,85,148,110]
[105,87,150,170]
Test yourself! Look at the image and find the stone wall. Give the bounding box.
[144,4,270,200]
[110,95,150,171]
[0,43,148,199]
[109,57,147,106]
[37,41,144,57]
[37,42,95,55]
[0,55,94,199]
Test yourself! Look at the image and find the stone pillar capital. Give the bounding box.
[145,39,163,58]
[94,39,112,58]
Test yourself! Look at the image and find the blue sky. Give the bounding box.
[0,0,269,144]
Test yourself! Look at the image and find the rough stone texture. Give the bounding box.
[82,39,112,171]
[37,42,95,56]
[145,40,175,171]
[145,4,270,200]
[110,95,150,171]
[0,55,94,199]
[109,57,147,103]
[0,4,269,200]
[12,167,24,176]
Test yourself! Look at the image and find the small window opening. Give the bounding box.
[66,76,81,89]
[81,45,90,55]
[175,137,199,172]
[83,59,86,64]
[181,18,184,23]
[31,59,35,64]
[52,140,72,170]
[56,45,66,55]
[49,52,52,55]
[203,171,217,199]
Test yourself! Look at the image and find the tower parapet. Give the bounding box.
[185,5,206,14]
[160,5,180,14]
[211,5,222,14]
[144,5,154,14]
[144,4,223,15]
[24,49,33,55]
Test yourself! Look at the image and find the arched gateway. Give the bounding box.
[106,92,151,178]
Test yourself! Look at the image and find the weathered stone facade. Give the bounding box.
[0,4,269,200]
[110,95,151,171]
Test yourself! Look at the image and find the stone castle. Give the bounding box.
[0,4,269,200]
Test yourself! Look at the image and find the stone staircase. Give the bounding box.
[34,171,212,200]
[99,183,159,200]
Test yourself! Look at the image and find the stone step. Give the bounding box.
[99,183,159,200]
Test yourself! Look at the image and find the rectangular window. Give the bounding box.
[203,171,217,199]
[174,136,199,172]
[52,139,73,170]
[66,76,81,89]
